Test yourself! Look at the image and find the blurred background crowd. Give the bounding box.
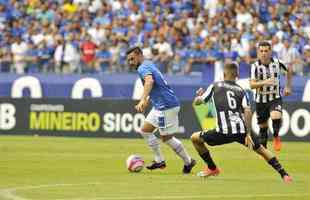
[0,0,309,76]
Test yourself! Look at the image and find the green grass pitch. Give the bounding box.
[0,135,309,200]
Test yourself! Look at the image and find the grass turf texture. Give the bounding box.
[0,135,309,200]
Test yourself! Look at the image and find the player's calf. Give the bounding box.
[255,146,292,183]
[272,118,282,151]
[259,127,268,148]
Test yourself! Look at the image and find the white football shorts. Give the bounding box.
[145,106,180,135]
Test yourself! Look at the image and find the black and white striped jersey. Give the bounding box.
[200,81,250,134]
[250,58,288,103]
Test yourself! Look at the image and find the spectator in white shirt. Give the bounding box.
[278,39,303,75]
[153,34,173,73]
[54,34,80,74]
[236,4,253,30]
[271,35,284,56]
[204,0,219,18]
[87,22,106,46]
[11,36,28,74]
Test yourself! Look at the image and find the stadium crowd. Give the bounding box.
[0,0,309,76]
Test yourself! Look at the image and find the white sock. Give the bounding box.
[165,137,191,165]
[141,133,164,163]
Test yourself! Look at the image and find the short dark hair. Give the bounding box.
[258,41,271,49]
[126,46,142,56]
[224,62,239,77]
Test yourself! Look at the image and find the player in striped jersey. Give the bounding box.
[191,63,292,183]
[250,41,292,151]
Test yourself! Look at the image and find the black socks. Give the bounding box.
[200,151,217,170]
[272,119,281,137]
[268,157,288,178]
[259,127,268,148]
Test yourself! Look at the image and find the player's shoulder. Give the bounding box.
[142,60,155,67]
[251,60,260,68]
[138,60,154,72]
[272,57,285,65]
[216,81,245,93]
[235,82,247,95]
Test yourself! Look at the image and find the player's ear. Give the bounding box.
[236,71,239,79]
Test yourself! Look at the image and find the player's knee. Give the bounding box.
[191,132,202,144]
[253,143,263,152]
[140,122,156,133]
[270,111,282,119]
[137,129,151,136]
[160,135,173,142]
[259,122,268,128]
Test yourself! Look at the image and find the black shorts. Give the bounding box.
[256,98,282,124]
[200,129,261,150]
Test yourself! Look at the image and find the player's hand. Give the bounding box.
[193,96,203,105]
[135,99,148,113]
[195,87,205,97]
[245,133,254,150]
[264,78,276,86]
[283,87,292,96]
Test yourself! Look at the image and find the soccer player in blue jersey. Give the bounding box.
[126,46,196,174]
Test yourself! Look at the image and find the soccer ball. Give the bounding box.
[126,154,144,172]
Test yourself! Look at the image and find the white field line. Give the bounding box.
[0,183,101,200]
[1,182,309,200]
[55,193,310,200]
[0,189,29,200]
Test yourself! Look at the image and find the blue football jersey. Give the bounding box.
[137,60,180,110]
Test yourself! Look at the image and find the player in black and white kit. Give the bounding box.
[250,41,292,151]
[191,63,292,183]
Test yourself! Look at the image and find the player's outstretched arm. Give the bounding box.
[135,75,153,112]
[193,96,204,105]
[250,78,276,89]
[193,85,213,106]
[244,107,254,150]
[193,88,206,105]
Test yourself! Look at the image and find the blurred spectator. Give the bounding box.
[185,42,206,74]
[246,40,257,64]
[0,0,308,76]
[25,42,39,73]
[0,47,11,72]
[63,0,78,14]
[87,22,106,46]
[141,40,152,60]
[37,40,53,73]
[74,0,90,9]
[54,34,79,74]
[95,42,112,73]
[88,0,102,13]
[236,4,253,30]
[278,38,303,75]
[171,53,183,75]
[303,45,310,76]
[11,36,28,74]
[153,34,173,73]
[271,35,284,56]
[80,34,97,73]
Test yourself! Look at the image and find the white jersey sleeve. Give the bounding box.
[200,84,214,103]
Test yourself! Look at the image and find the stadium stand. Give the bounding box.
[0,0,308,78]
